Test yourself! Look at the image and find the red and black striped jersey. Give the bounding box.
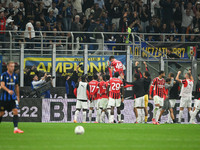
[89,80,99,100]
[149,77,166,98]
[108,78,123,99]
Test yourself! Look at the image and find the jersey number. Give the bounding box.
[90,85,96,93]
[116,63,123,69]
[111,83,121,91]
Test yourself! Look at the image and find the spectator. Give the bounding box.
[12,0,20,9]
[48,2,58,18]
[173,1,182,33]
[15,2,25,17]
[167,48,180,74]
[160,23,168,33]
[0,3,5,12]
[7,2,15,17]
[0,11,6,49]
[24,17,35,49]
[49,28,62,48]
[94,0,105,9]
[72,0,83,15]
[160,0,173,27]
[111,0,122,30]
[45,10,56,28]
[62,1,73,31]
[181,2,193,33]
[13,12,25,30]
[193,11,200,34]
[56,21,64,36]
[93,3,102,19]
[42,0,52,11]
[1,0,12,8]
[140,4,149,33]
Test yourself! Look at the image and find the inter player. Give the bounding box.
[98,74,109,123]
[88,74,100,123]
[107,72,124,123]
[190,74,200,124]
[0,61,24,133]
[176,71,194,123]
[73,75,90,123]
[109,56,124,76]
[149,71,166,125]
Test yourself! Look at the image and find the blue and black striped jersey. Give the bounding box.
[0,71,19,101]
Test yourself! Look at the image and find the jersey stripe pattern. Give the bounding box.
[99,81,108,99]
[89,80,99,100]
[108,78,123,99]
[150,77,165,98]
[0,72,19,101]
[111,60,124,75]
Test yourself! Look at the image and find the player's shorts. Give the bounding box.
[134,96,145,107]
[99,98,108,110]
[194,99,200,110]
[89,99,100,109]
[153,95,164,107]
[76,100,88,110]
[180,97,192,108]
[0,100,17,112]
[169,99,176,108]
[162,99,171,110]
[108,97,121,107]
[144,94,148,107]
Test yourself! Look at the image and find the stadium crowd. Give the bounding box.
[0,0,200,45]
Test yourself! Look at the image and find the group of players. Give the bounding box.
[74,56,200,124]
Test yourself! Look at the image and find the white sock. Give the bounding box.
[141,109,145,123]
[107,109,111,120]
[82,111,86,123]
[74,110,79,121]
[14,127,18,131]
[178,110,183,123]
[96,109,101,123]
[101,111,105,123]
[190,109,198,123]
[109,115,114,123]
[153,107,159,119]
[117,114,121,122]
[89,109,92,123]
[156,108,162,122]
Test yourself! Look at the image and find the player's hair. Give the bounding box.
[109,56,115,61]
[93,74,98,80]
[144,71,150,77]
[81,75,86,82]
[134,73,140,80]
[166,78,171,83]
[159,71,165,75]
[7,61,15,66]
[105,74,110,81]
[114,72,119,77]
[186,73,191,79]
[169,72,174,77]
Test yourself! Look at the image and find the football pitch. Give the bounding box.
[0,123,199,150]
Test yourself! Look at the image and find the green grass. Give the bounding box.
[0,123,200,150]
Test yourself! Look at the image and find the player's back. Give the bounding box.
[180,79,193,98]
[151,77,165,97]
[112,60,123,73]
[99,81,108,98]
[133,79,145,98]
[89,80,99,99]
[77,81,88,100]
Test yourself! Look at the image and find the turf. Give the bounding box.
[0,123,200,150]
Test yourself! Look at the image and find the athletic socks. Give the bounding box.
[167,110,171,123]
[0,117,2,123]
[82,111,86,122]
[145,116,148,123]
[88,109,92,123]
[178,110,183,123]
[153,107,159,119]
[190,109,198,123]
[107,109,111,121]
[96,109,101,123]
[109,115,114,123]
[13,115,18,128]
[117,114,121,122]
[74,110,79,121]
[156,108,162,122]
[100,111,105,123]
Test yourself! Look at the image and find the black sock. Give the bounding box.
[173,119,176,123]
[13,115,18,128]
[0,117,2,123]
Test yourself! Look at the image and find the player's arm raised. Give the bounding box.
[176,71,182,83]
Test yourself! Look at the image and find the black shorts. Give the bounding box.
[0,100,16,112]
[162,99,171,110]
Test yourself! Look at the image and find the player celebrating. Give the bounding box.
[190,74,200,124]
[109,56,124,76]
[176,71,194,123]
[149,71,166,125]
[73,75,90,123]
[88,74,100,123]
[107,72,124,123]
[0,61,24,133]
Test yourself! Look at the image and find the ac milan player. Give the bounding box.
[149,71,166,125]
[109,56,124,76]
[107,72,124,123]
[98,74,109,123]
[176,71,194,123]
[88,74,100,123]
[190,74,200,124]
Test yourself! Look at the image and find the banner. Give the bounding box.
[24,55,127,77]
[105,41,196,59]
[3,98,200,123]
